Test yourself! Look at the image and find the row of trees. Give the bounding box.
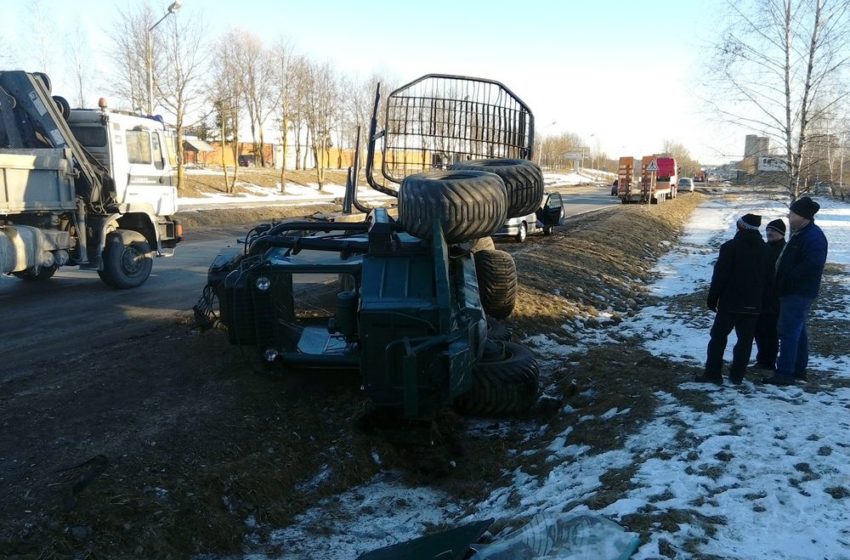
[108,4,687,192]
[106,4,393,192]
[710,0,850,199]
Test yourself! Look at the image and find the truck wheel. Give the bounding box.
[398,170,507,244]
[474,249,517,320]
[98,230,153,289]
[13,265,57,281]
[52,95,71,120]
[454,342,539,416]
[449,158,544,218]
[515,222,527,243]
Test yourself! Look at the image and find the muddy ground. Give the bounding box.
[2,191,847,559]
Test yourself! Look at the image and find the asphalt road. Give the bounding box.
[0,185,618,376]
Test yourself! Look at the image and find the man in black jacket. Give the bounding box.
[697,213,771,385]
[753,219,787,370]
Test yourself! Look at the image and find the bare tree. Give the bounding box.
[210,31,245,194]
[709,0,850,200]
[289,56,310,171]
[662,140,702,176]
[346,73,389,167]
[538,132,583,169]
[272,39,297,188]
[157,9,207,193]
[66,13,93,107]
[109,3,157,112]
[230,32,279,167]
[301,60,339,189]
[28,0,54,76]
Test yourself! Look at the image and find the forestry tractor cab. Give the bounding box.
[197,74,545,421]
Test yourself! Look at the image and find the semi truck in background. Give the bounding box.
[617,155,678,204]
[0,70,182,288]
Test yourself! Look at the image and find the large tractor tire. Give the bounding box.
[455,342,540,416]
[398,170,508,244]
[98,230,153,289]
[449,158,544,219]
[474,249,517,320]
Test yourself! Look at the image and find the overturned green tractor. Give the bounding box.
[197,74,547,420]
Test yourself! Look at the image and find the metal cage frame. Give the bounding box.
[364,74,534,200]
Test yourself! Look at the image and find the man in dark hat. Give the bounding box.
[765,196,829,385]
[753,219,787,370]
[698,213,772,385]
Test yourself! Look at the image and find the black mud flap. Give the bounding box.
[356,519,493,560]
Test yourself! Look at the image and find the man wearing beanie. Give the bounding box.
[699,213,772,385]
[753,219,787,370]
[765,196,829,385]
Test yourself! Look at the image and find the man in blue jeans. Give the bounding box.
[765,196,828,386]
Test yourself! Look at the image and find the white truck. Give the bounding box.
[0,71,181,288]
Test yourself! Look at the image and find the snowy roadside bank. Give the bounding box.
[216,193,850,560]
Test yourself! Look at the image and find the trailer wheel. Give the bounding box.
[34,72,51,93]
[474,249,517,320]
[98,230,153,289]
[449,158,544,218]
[455,342,539,416]
[52,95,71,120]
[13,265,57,281]
[398,170,508,244]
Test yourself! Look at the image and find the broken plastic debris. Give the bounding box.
[473,512,640,560]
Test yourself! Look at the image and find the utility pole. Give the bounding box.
[146,1,182,114]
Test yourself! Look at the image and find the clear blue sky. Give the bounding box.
[4,0,744,164]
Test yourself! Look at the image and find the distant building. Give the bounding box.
[744,135,770,158]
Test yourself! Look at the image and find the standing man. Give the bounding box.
[765,197,828,385]
[753,219,787,370]
[698,213,771,385]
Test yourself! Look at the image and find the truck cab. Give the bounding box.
[0,70,181,288]
[67,107,178,217]
[654,156,678,199]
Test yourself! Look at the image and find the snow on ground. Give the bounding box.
[544,168,614,188]
[178,181,392,209]
[225,193,850,560]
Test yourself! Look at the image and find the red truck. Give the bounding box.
[653,156,678,201]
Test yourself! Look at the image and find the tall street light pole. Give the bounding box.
[146,0,182,114]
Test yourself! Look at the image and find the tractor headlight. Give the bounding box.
[263,348,279,362]
[255,276,271,291]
